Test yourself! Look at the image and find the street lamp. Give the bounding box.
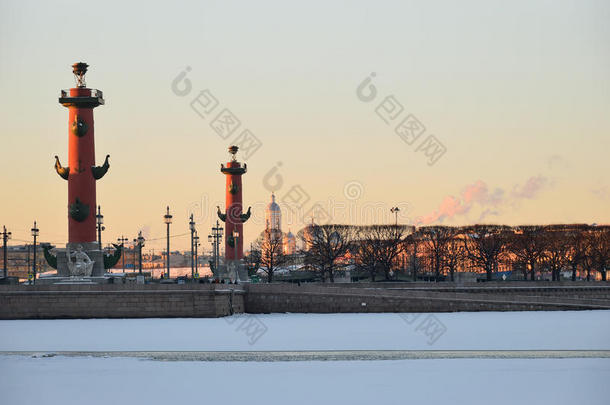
[118,236,128,272]
[189,214,196,279]
[2,226,12,279]
[132,238,137,273]
[164,206,172,279]
[137,231,145,274]
[31,221,39,285]
[390,207,400,226]
[193,232,200,279]
[96,205,104,250]
[233,230,239,282]
[208,220,223,277]
[208,234,213,273]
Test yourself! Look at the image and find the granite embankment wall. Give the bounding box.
[0,284,245,319]
[244,283,610,314]
[1,282,609,319]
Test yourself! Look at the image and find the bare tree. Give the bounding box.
[299,224,355,282]
[543,225,570,281]
[354,225,413,281]
[404,231,422,281]
[507,225,547,281]
[565,225,589,281]
[296,222,607,284]
[588,226,610,281]
[354,226,382,281]
[419,226,457,281]
[245,245,262,277]
[376,225,410,280]
[255,228,287,283]
[581,229,599,281]
[443,232,465,282]
[462,225,511,281]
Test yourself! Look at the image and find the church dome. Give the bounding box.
[283,229,297,255]
[267,193,280,212]
[265,193,282,231]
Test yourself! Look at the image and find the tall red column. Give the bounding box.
[218,146,251,263]
[56,63,109,244]
[46,62,120,279]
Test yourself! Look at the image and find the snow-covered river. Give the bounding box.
[1,311,609,404]
[1,311,609,351]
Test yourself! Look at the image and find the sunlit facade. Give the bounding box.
[283,231,296,255]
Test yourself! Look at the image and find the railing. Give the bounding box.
[59,89,104,99]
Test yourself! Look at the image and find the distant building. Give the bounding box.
[263,193,296,255]
[266,193,282,232]
[283,230,296,255]
[1,244,55,278]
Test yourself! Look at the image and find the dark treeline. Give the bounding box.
[289,223,609,283]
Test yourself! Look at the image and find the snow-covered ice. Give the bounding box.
[1,311,609,351]
[1,311,609,404]
[0,356,608,405]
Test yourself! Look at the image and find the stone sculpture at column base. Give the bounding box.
[56,242,105,277]
[217,260,249,283]
[42,242,122,284]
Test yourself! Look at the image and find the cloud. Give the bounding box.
[416,175,551,225]
[416,180,505,225]
[417,195,467,224]
[511,175,548,199]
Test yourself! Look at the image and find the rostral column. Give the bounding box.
[217,146,251,280]
[46,62,121,276]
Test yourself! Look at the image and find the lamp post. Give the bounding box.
[390,207,400,226]
[194,232,200,279]
[164,206,172,279]
[132,238,137,273]
[233,230,239,282]
[96,205,104,250]
[118,236,128,272]
[137,231,145,274]
[208,234,214,273]
[189,214,196,279]
[31,221,39,285]
[208,220,223,276]
[2,226,11,279]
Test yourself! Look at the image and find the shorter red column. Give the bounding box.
[218,146,251,275]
